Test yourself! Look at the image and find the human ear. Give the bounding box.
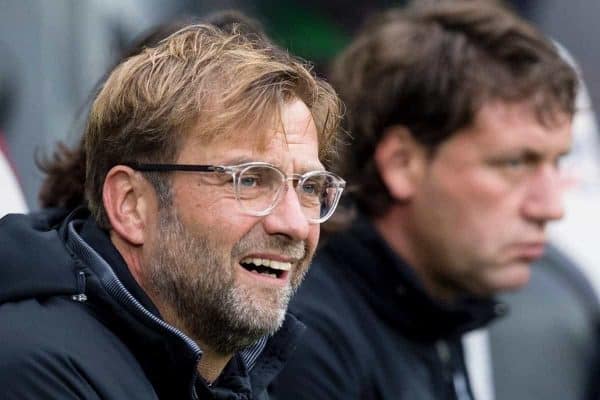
[102,165,151,245]
[373,126,426,201]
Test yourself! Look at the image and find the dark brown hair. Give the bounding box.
[330,0,577,218]
[38,142,85,210]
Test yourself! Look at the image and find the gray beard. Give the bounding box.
[144,208,308,355]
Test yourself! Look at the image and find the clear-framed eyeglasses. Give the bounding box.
[124,161,346,224]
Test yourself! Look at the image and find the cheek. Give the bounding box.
[174,177,239,214]
[306,226,320,257]
[214,217,263,250]
[450,199,526,265]
[177,204,260,256]
[466,186,526,243]
[443,169,522,223]
[423,180,511,253]
[177,190,247,229]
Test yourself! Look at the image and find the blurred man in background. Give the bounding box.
[468,46,600,400]
[270,1,577,399]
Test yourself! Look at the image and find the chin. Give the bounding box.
[489,263,532,294]
[238,286,290,330]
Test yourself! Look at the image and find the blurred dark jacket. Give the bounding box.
[270,214,502,400]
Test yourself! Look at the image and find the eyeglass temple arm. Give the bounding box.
[122,162,224,173]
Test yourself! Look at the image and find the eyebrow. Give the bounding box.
[219,156,325,173]
[299,162,326,173]
[495,146,571,164]
[524,146,571,159]
[219,156,257,165]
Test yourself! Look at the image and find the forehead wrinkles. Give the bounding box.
[186,98,308,155]
[186,116,287,156]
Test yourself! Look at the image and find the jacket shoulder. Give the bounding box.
[0,212,79,304]
[0,296,157,399]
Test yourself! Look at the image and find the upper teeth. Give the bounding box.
[241,257,292,271]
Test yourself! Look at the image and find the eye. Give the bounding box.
[491,154,538,171]
[490,154,540,180]
[300,176,327,196]
[301,182,317,194]
[239,175,260,188]
[503,158,525,168]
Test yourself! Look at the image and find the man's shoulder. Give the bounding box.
[0,296,155,399]
[0,210,81,303]
[0,296,123,363]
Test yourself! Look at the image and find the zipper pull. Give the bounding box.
[71,271,88,302]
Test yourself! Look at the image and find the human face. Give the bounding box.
[403,102,571,300]
[142,99,322,354]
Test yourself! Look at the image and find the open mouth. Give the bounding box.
[239,257,291,279]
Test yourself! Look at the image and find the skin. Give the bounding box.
[374,101,572,301]
[105,99,322,382]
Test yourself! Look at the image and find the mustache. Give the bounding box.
[160,206,309,261]
[232,234,307,260]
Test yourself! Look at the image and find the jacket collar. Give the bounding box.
[62,208,305,398]
[325,214,504,341]
[0,209,80,304]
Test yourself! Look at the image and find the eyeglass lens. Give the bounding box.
[237,165,340,221]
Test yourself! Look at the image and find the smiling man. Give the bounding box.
[270,1,577,399]
[0,24,343,399]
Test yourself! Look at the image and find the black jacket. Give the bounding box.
[270,216,502,400]
[0,209,304,399]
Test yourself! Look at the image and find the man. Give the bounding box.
[270,1,577,399]
[0,24,345,399]
[465,55,600,400]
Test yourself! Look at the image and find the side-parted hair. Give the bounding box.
[330,0,577,218]
[84,24,341,228]
[38,11,270,211]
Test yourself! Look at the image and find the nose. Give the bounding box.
[521,164,565,224]
[262,184,311,241]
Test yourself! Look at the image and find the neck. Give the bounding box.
[109,231,145,286]
[141,294,234,383]
[197,347,233,383]
[158,306,233,382]
[372,210,457,302]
